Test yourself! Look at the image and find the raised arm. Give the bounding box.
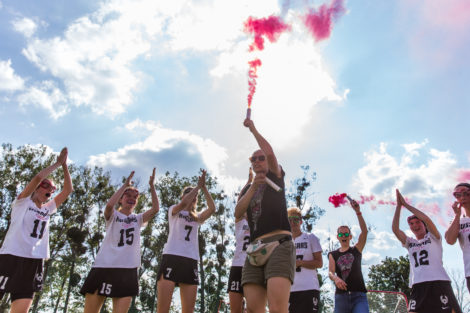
[329,254,347,290]
[392,190,407,245]
[53,150,73,207]
[143,168,160,223]
[196,170,216,223]
[104,171,134,220]
[244,118,281,177]
[235,168,253,223]
[397,189,441,240]
[445,202,462,245]
[234,172,265,219]
[350,199,368,253]
[18,147,68,200]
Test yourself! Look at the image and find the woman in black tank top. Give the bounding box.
[235,118,294,313]
[328,198,369,313]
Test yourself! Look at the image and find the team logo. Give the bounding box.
[194,269,199,282]
[313,296,318,306]
[440,295,448,305]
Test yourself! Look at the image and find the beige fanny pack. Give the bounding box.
[246,235,291,266]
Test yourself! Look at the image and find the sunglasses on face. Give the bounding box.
[39,181,56,192]
[249,155,266,163]
[338,232,350,238]
[453,192,470,199]
[288,216,301,224]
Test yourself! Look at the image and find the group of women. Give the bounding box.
[0,118,469,313]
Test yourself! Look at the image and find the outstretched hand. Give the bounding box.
[349,198,360,212]
[396,189,406,207]
[149,168,156,187]
[125,171,135,187]
[57,147,68,165]
[197,170,207,189]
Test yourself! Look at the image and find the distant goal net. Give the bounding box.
[367,290,409,313]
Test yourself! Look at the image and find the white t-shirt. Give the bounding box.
[405,232,450,287]
[0,197,57,259]
[93,209,146,268]
[291,233,322,292]
[231,219,250,267]
[162,205,201,261]
[458,217,470,277]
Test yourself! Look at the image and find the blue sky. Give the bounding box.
[1,0,470,288]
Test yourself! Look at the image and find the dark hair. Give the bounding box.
[337,225,351,233]
[407,215,428,233]
[455,183,470,190]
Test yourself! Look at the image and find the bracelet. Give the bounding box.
[356,212,362,216]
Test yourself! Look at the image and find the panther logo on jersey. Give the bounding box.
[313,296,318,306]
[440,295,448,305]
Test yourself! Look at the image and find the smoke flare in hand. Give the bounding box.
[304,0,345,42]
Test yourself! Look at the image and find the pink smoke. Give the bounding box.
[304,0,345,42]
[247,59,262,107]
[457,169,470,182]
[328,193,348,208]
[244,16,291,51]
[244,15,291,107]
[416,202,447,227]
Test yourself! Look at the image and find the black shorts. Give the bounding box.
[227,266,243,294]
[289,289,320,313]
[80,267,138,298]
[0,254,43,301]
[409,280,462,313]
[466,277,470,294]
[157,254,199,285]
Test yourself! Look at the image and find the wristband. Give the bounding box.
[356,212,362,216]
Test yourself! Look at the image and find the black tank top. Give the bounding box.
[241,168,291,241]
[329,246,367,293]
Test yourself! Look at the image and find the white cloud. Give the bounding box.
[369,230,397,250]
[12,17,38,37]
[354,140,460,199]
[88,119,245,193]
[362,251,380,263]
[17,80,68,119]
[17,0,345,139]
[0,59,25,91]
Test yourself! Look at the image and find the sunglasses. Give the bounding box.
[249,155,266,163]
[453,192,470,199]
[288,216,301,224]
[338,232,350,238]
[39,181,56,192]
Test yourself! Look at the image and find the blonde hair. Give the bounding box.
[181,186,199,221]
[287,207,302,217]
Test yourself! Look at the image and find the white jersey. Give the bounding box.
[162,205,201,261]
[231,219,250,267]
[0,197,57,259]
[458,217,470,277]
[405,232,450,287]
[291,233,322,292]
[93,209,146,268]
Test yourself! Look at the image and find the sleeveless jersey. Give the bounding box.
[291,232,322,292]
[405,232,450,287]
[457,217,470,277]
[162,205,201,261]
[0,197,57,259]
[231,219,250,267]
[93,209,146,268]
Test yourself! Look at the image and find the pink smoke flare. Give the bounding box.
[247,59,262,107]
[328,193,348,208]
[304,0,345,42]
[244,16,291,51]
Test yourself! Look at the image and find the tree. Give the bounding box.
[367,255,411,297]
